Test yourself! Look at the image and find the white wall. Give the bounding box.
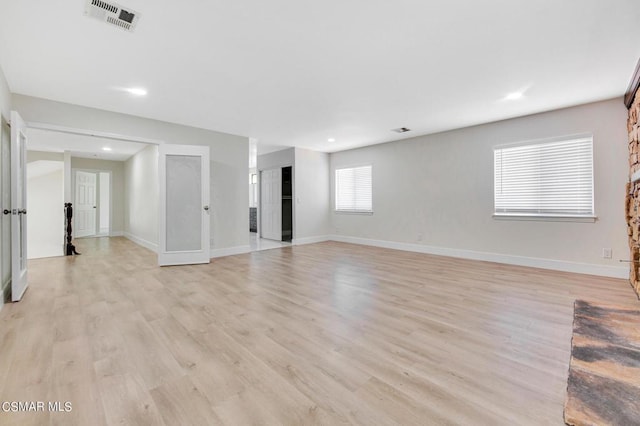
[71,157,125,235]
[257,147,294,171]
[27,167,64,259]
[330,98,629,278]
[12,94,249,253]
[0,66,10,122]
[124,144,158,251]
[249,167,257,208]
[294,148,331,242]
[99,172,110,233]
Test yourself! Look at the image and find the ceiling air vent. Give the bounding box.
[84,0,141,32]
[392,127,411,133]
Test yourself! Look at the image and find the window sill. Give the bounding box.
[493,214,597,223]
[335,210,373,215]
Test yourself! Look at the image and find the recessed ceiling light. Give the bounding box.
[505,91,524,101]
[328,138,336,142]
[102,147,112,151]
[125,87,147,96]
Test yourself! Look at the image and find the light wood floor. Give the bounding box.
[0,237,638,425]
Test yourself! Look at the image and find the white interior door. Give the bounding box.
[260,167,281,241]
[1,119,11,298]
[74,171,97,238]
[10,111,28,302]
[158,144,210,266]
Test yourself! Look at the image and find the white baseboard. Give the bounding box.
[124,232,158,253]
[210,245,252,258]
[329,235,628,279]
[1,278,11,309]
[110,231,124,237]
[292,235,332,246]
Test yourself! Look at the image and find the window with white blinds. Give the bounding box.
[494,136,594,217]
[335,165,372,212]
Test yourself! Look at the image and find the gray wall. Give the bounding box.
[257,147,294,171]
[12,94,249,252]
[27,151,64,162]
[71,157,126,235]
[294,148,330,241]
[330,98,629,277]
[124,145,158,250]
[0,66,10,121]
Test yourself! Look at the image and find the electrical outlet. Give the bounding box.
[602,248,612,259]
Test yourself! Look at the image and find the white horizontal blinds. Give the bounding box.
[494,136,594,216]
[335,165,372,212]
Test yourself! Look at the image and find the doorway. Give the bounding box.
[72,169,111,238]
[252,165,293,251]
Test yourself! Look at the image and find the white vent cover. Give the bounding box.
[84,0,140,32]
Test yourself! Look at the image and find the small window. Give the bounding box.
[335,165,372,213]
[494,135,594,218]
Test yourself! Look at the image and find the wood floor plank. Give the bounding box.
[0,236,637,425]
[150,375,224,426]
[49,335,107,426]
[96,372,166,426]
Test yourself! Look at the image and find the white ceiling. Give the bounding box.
[1,1,639,153]
[27,128,149,161]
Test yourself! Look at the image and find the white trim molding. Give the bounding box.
[27,122,165,145]
[329,235,628,279]
[210,245,252,258]
[109,231,124,237]
[292,235,332,246]
[124,232,158,253]
[1,278,11,306]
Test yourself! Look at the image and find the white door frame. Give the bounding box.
[0,117,10,304]
[258,164,294,242]
[158,144,210,266]
[97,171,112,236]
[72,168,112,238]
[10,111,28,302]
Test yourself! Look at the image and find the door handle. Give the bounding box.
[18,209,27,215]
[2,209,9,215]
[203,205,209,211]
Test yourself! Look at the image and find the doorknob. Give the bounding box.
[18,209,26,215]
[203,205,209,211]
[3,209,9,215]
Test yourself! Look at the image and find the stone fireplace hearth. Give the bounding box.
[624,58,640,298]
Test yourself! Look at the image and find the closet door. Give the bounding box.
[260,168,281,241]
